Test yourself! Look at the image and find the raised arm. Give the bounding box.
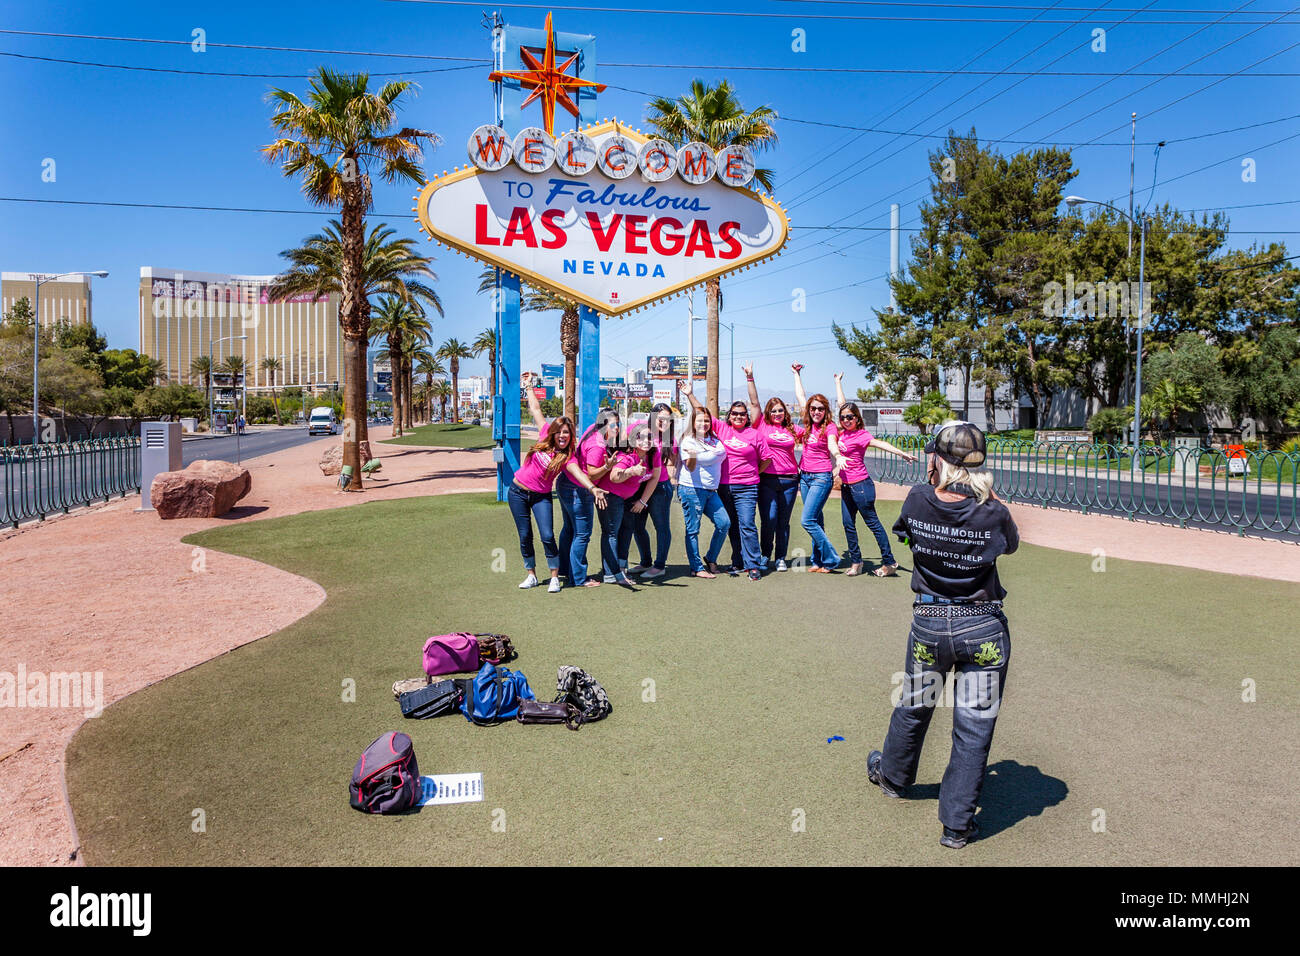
[792,364,808,411]
[524,385,548,432]
[742,363,761,421]
[677,378,704,413]
[833,371,847,409]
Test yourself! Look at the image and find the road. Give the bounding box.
[181,426,334,466]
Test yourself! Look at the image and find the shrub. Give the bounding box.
[1087,406,1133,443]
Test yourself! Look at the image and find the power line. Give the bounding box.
[0,29,490,61]
[385,0,1300,23]
[0,49,483,78]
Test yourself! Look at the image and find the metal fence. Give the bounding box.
[865,435,1300,538]
[1,437,141,528]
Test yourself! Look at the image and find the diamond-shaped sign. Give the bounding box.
[415,121,789,316]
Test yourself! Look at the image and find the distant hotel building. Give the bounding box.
[139,267,342,392]
[2,272,94,328]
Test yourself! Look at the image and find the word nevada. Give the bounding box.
[1042,274,1151,321]
[468,124,758,188]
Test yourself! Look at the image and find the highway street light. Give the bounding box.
[29,270,108,443]
[1066,196,1150,450]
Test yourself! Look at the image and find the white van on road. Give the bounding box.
[307,406,339,436]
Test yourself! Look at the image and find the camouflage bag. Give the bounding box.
[392,677,430,699]
[553,666,611,726]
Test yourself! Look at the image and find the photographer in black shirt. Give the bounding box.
[866,421,1019,849]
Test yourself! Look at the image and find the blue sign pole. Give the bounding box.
[495,17,599,445]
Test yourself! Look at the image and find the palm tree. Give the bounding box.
[190,355,212,411]
[471,326,497,415]
[436,338,473,423]
[263,68,440,489]
[218,355,247,421]
[646,80,778,414]
[432,379,453,423]
[523,289,580,424]
[415,354,445,422]
[259,356,284,425]
[406,344,434,425]
[372,296,432,436]
[270,222,441,446]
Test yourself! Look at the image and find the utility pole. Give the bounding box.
[1128,112,1136,259]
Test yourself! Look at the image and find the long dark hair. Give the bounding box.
[577,406,621,450]
[837,401,865,431]
[650,402,677,466]
[763,396,795,437]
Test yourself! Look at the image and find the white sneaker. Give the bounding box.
[777,559,788,572]
[519,573,539,589]
[547,577,562,593]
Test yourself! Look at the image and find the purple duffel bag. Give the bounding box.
[349,731,420,814]
[422,633,481,676]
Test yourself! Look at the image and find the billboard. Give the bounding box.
[647,355,707,380]
[627,383,654,400]
[415,121,789,317]
[540,363,563,386]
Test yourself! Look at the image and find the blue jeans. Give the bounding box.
[799,471,840,569]
[718,483,761,572]
[880,609,1011,832]
[759,474,799,562]
[631,482,674,569]
[556,475,594,586]
[507,482,558,571]
[841,476,895,566]
[678,484,731,573]
[595,492,627,578]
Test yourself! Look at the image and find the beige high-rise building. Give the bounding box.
[139,267,342,392]
[1,272,94,328]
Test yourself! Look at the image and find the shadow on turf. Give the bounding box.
[906,760,1068,840]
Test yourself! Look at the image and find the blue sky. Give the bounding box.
[2,0,1297,401]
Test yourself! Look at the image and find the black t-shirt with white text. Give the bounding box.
[892,484,1020,601]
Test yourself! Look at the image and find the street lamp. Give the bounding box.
[209,334,248,435]
[29,270,108,443]
[1065,196,1149,449]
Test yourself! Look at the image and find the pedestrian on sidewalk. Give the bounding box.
[866,420,1020,850]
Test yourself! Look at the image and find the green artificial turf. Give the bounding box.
[66,493,1300,866]
[383,422,495,448]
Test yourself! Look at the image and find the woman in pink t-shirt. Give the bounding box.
[792,365,840,572]
[829,372,918,577]
[744,365,800,572]
[681,378,768,581]
[511,388,609,592]
[595,423,659,585]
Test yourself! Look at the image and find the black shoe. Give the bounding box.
[940,821,979,849]
[866,750,902,798]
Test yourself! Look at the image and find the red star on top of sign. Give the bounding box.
[488,12,606,135]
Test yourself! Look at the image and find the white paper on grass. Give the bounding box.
[418,773,484,806]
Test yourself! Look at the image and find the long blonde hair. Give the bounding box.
[937,458,994,504]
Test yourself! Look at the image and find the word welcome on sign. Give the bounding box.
[416,121,788,316]
[467,123,756,187]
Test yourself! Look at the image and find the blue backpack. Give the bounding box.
[459,663,535,725]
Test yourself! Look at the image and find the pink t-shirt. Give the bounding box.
[578,429,611,475]
[600,448,660,499]
[757,421,799,476]
[798,424,834,473]
[714,420,767,485]
[831,424,875,484]
[515,449,562,493]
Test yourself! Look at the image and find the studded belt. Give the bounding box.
[913,602,1002,618]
